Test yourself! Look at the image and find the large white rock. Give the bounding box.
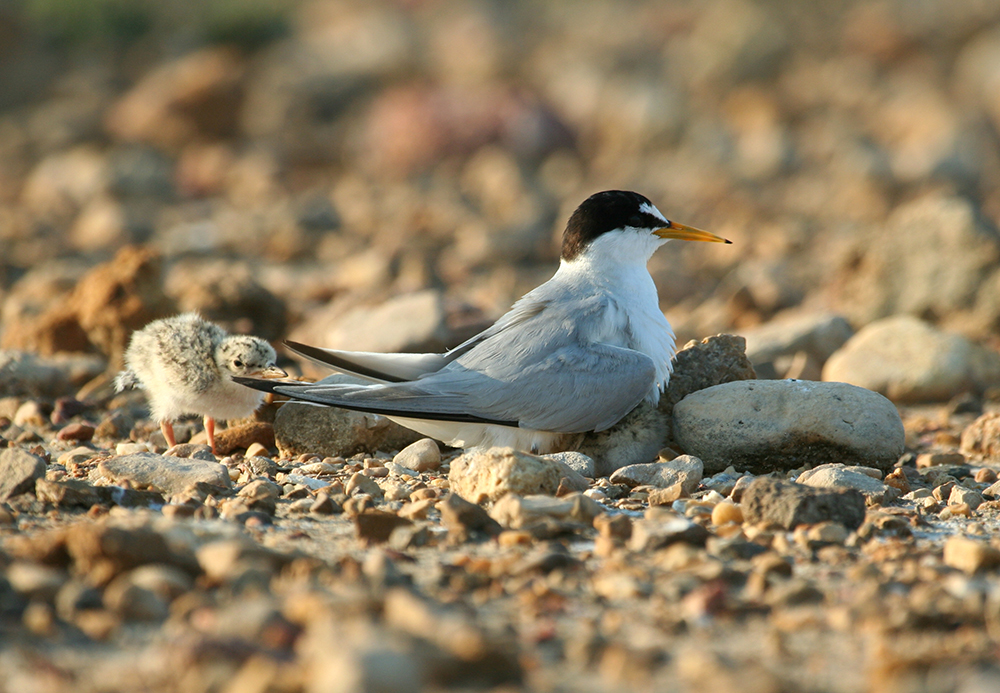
[672,379,904,474]
[822,315,1000,403]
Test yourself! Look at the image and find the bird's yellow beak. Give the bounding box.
[254,365,289,379]
[654,222,731,244]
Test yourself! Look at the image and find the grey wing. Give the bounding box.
[271,342,656,433]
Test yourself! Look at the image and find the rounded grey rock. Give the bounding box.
[672,379,904,474]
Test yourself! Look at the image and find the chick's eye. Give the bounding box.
[233,359,244,368]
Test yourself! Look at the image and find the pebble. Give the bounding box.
[97,452,231,495]
[608,455,703,493]
[741,477,867,530]
[392,437,441,472]
[448,447,562,503]
[796,463,890,502]
[0,447,48,500]
[673,380,905,474]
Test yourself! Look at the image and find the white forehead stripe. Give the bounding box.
[639,201,668,224]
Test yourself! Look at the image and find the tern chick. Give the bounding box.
[236,190,730,454]
[116,313,286,453]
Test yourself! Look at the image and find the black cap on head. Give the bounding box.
[561,190,664,261]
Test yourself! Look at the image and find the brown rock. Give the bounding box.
[439,492,502,540]
[274,400,421,459]
[354,511,412,546]
[56,423,95,442]
[212,422,275,456]
[65,523,196,585]
[741,477,866,530]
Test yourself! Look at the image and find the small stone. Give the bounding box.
[974,468,998,484]
[711,501,743,525]
[98,452,230,495]
[355,511,412,545]
[310,493,340,515]
[36,478,106,508]
[916,452,966,468]
[439,492,502,540]
[0,447,47,500]
[393,438,441,472]
[647,483,687,505]
[346,472,384,499]
[741,477,866,530]
[490,493,603,529]
[628,515,710,551]
[542,451,596,478]
[949,485,985,511]
[245,442,270,458]
[609,455,703,493]
[943,535,1000,574]
[883,468,911,494]
[448,447,561,503]
[56,422,95,442]
[796,463,889,502]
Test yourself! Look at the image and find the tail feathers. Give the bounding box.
[114,370,141,392]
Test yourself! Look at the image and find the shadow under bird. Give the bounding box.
[236,190,730,454]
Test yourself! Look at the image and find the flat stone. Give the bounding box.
[796,464,889,502]
[949,485,985,511]
[490,493,604,529]
[741,477,866,530]
[672,379,904,474]
[274,399,421,459]
[609,455,703,493]
[822,315,1000,403]
[448,447,562,503]
[97,452,231,495]
[628,515,710,551]
[0,448,47,500]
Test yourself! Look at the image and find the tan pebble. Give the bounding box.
[227,467,240,482]
[498,530,533,547]
[245,443,270,458]
[711,502,743,526]
[940,503,971,519]
[916,452,965,468]
[943,535,1000,574]
[974,468,997,484]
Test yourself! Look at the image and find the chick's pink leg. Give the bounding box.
[204,416,217,454]
[160,421,177,449]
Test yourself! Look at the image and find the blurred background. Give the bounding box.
[2,0,1000,377]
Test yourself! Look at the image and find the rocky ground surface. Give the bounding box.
[5,0,1000,691]
[3,336,1000,693]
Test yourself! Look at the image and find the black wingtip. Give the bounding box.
[232,376,283,394]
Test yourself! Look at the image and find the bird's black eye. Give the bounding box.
[233,359,244,368]
[628,215,642,227]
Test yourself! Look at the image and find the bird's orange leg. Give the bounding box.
[160,421,177,449]
[204,416,217,455]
